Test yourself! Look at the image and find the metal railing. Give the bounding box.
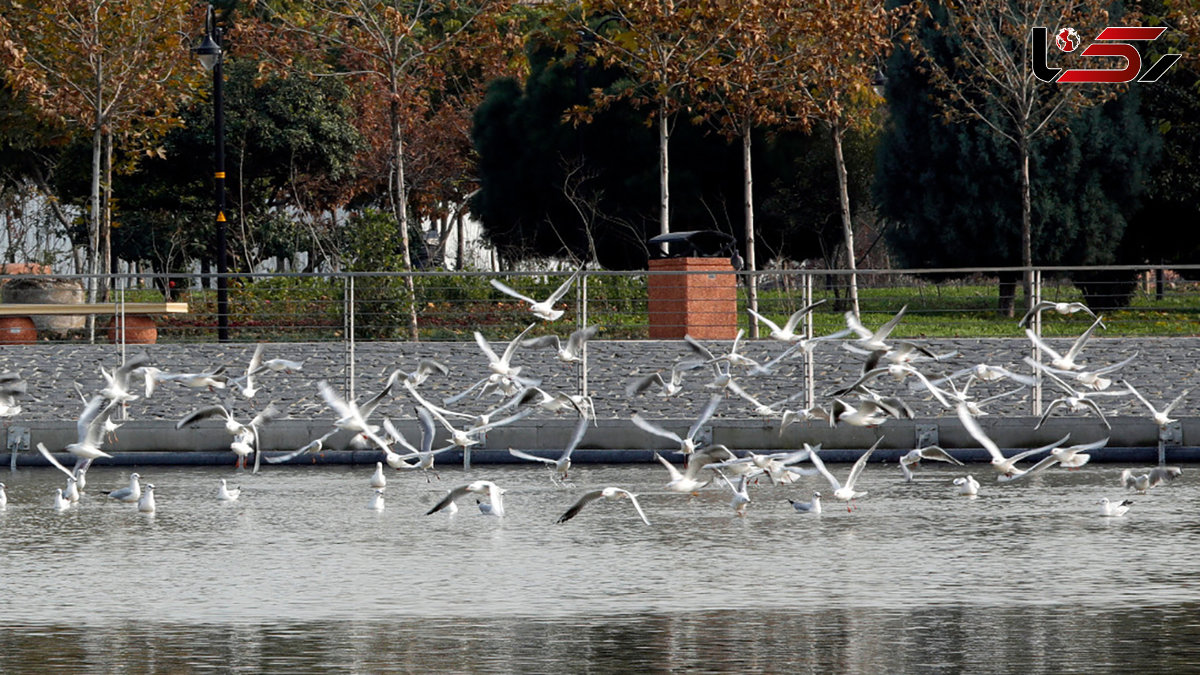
[2,264,1197,417]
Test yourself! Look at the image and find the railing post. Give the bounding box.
[344,274,356,402]
[804,271,815,410]
[578,270,589,399]
[1032,268,1042,417]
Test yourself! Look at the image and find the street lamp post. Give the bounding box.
[194,4,229,342]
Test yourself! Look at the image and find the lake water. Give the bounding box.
[3,459,1199,673]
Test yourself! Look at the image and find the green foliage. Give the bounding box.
[876,2,1159,279]
[342,209,410,339]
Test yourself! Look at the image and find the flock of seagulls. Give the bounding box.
[0,276,1192,522]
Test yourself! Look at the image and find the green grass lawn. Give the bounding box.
[111,273,1200,342]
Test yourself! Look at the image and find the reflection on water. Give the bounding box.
[3,608,1200,673]
[3,462,1200,672]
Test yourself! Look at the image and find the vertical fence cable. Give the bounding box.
[579,270,589,399]
[1032,269,1043,417]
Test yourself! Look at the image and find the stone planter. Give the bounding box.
[0,276,85,336]
[107,315,158,344]
[0,316,37,344]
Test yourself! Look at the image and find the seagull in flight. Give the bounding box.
[958,403,1071,481]
[508,415,589,483]
[1019,300,1100,329]
[556,487,650,525]
[522,324,599,363]
[1121,466,1182,492]
[1123,380,1190,430]
[845,304,908,352]
[426,480,506,517]
[654,452,712,493]
[898,445,964,482]
[631,393,723,456]
[746,299,827,342]
[34,396,120,470]
[1035,369,1130,430]
[1024,314,1105,371]
[1008,437,1110,479]
[489,266,582,321]
[808,440,881,510]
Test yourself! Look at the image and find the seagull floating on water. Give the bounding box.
[218,479,241,502]
[104,472,142,503]
[787,491,822,514]
[1121,466,1182,493]
[1097,497,1132,517]
[138,484,156,513]
[953,475,980,496]
[368,488,385,511]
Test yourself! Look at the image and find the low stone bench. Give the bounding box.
[0,302,189,344]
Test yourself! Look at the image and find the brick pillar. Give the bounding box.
[647,257,738,339]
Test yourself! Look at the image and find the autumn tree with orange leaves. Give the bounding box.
[0,0,201,313]
[789,0,910,318]
[566,0,735,252]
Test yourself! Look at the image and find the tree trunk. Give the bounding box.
[389,95,420,341]
[831,120,859,317]
[742,125,758,338]
[1019,134,1033,315]
[101,130,113,303]
[657,97,670,254]
[456,209,466,271]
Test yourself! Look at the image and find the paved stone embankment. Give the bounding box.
[2,335,1197,447]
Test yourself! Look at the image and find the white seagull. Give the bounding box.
[1010,437,1111,480]
[808,440,880,510]
[746,299,827,342]
[489,266,582,321]
[654,452,712,494]
[1024,315,1105,371]
[218,479,241,502]
[508,415,589,482]
[1121,466,1182,493]
[631,393,723,456]
[369,462,387,488]
[1019,300,1100,328]
[953,475,980,496]
[716,470,752,516]
[104,472,142,503]
[1123,381,1190,430]
[958,403,1072,481]
[426,480,506,517]
[556,487,650,525]
[787,491,822,514]
[1097,497,1132,517]
[0,482,6,508]
[845,304,908,352]
[138,484,156,513]
[522,324,599,363]
[898,445,964,482]
[53,488,70,511]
